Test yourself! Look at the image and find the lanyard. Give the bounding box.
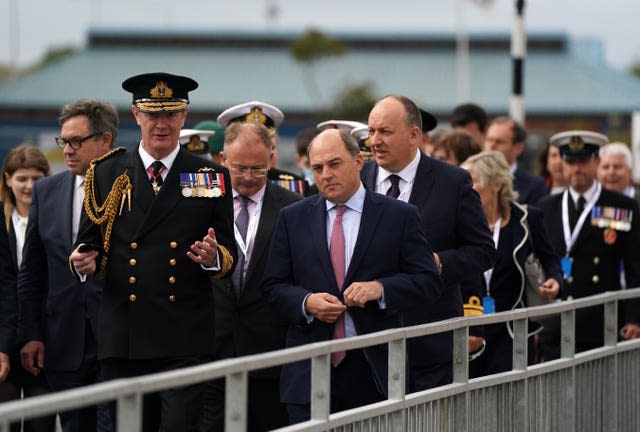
[233,195,263,260]
[483,217,502,295]
[561,183,601,254]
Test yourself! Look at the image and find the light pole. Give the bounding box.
[510,0,526,125]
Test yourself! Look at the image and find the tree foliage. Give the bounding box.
[331,82,377,120]
[291,29,347,63]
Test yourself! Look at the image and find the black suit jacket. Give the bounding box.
[361,154,496,365]
[18,172,104,371]
[212,182,302,378]
[538,186,640,349]
[263,189,443,404]
[513,168,548,205]
[0,209,17,355]
[76,148,236,360]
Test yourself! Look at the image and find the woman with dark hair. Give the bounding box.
[461,151,562,376]
[432,130,482,166]
[0,143,53,432]
[537,142,569,195]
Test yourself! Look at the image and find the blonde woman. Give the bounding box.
[0,144,53,432]
[461,151,562,376]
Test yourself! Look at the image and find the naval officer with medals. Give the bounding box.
[70,72,236,431]
[538,130,640,360]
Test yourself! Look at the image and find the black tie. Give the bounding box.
[231,195,251,294]
[149,160,164,194]
[386,174,401,199]
[570,195,586,230]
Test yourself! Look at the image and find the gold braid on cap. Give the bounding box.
[212,244,234,280]
[83,147,132,278]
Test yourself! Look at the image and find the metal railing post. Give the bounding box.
[453,325,469,432]
[388,337,406,431]
[310,354,331,421]
[512,318,528,432]
[561,308,576,432]
[225,371,248,432]
[117,392,142,432]
[604,300,618,432]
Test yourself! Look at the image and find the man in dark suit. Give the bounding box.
[264,129,443,424]
[361,94,496,390]
[69,73,236,432]
[18,99,117,432]
[484,116,548,205]
[538,130,640,359]
[202,121,302,431]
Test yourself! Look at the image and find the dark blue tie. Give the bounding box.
[231,195,250,294]
[386,174,401,199]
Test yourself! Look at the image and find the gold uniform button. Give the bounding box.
[170,241,178,249]
[592,275,600,284]
[129,259,137,266]
[129,294,137,302]
[169,276,176,284]
[566,276,574,284]
[169,259,177,266]
[169,295,176,302]
[593,256,600,265]
[129,276,136,284]
[130,242,138,250]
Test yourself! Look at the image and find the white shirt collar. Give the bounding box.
[569,180,599,204]
[376,149,421,187]
[325,183,366,214]
[138,143,180,174]
[509,162,518,176]
[233,183,267,204]
[74,174,85,189]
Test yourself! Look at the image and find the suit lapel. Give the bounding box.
[408,153,434,209]
[244,184,279,284]
[60,171,75,247]
[345,191,382,284]
[310,196,337,291]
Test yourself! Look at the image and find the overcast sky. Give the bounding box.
[2,0,640,71]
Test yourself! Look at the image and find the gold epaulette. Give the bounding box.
[464,296,484,317]
[83,146,131,278]
[212,244,234,280]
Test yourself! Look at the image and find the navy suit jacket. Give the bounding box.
[263,188,443,404]
[213,182,302,379]
[514,168,548,205]
[0,209,17,355]
[18,171,104,371]
[361,154,496,366]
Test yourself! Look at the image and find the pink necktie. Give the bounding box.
[330,205,346,367]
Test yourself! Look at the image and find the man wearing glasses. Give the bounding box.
[200,120,302,431]
[18,99,117,431]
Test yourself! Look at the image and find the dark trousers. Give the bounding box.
[469,324,537,378]
[200,375,287,432]
[45,319,112,432]
[0,357,53,432]
[101,356,210,432]
[286,349,384,425]
[409,331,454,392]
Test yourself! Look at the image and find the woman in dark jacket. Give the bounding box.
[0,144,53,432]
[461,151,563,377]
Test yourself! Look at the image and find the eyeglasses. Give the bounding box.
[55,132,102,150]
[227,164,268,178]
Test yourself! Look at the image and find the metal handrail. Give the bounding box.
[1,288,639,431]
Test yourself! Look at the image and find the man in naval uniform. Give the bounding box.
[538,130,640,359]
[70,72,236,431]
[217,101,311,196]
